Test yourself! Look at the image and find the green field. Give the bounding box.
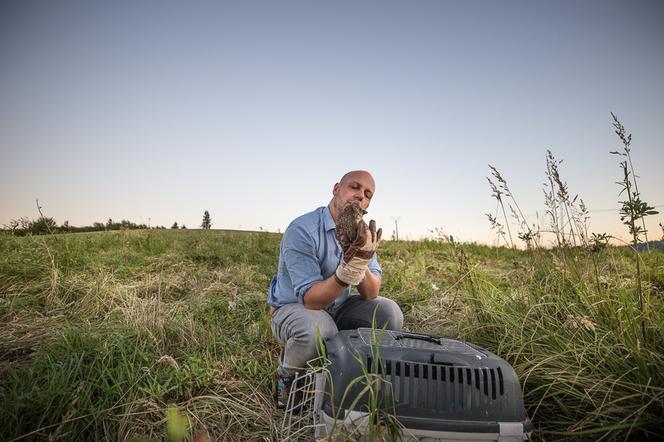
[1,229,662,441]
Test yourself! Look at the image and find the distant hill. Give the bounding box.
[632,240,664,252]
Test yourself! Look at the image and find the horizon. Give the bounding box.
[5,205,663,249]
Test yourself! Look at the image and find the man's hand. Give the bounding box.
[338,219,382,261]
[336,219,382,285]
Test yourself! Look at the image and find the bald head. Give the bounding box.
[339,170,375,188]
[329,170,376,222]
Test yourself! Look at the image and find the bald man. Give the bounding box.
[267,170,403,409]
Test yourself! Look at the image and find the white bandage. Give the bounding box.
[335,255,371,286]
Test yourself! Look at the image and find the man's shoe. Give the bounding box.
[275,372,304,412]
[275,372,291,409]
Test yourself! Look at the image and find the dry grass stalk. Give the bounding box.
[487,165,539,249]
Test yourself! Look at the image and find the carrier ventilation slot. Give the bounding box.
[369,357,505,409]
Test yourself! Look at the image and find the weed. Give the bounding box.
[611,113,659,344]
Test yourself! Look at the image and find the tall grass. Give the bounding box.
[382,236,663,440]
[472,115,663,439]
[2,209,663,438]
[1,230,281,441]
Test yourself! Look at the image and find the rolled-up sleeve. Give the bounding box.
[368,253,382,279]
[282,224,323,303]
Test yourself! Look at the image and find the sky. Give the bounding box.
[1,0,663,244]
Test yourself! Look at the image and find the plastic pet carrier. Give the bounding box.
[281,328,532,441]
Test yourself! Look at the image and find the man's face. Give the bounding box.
[330,171,375,217]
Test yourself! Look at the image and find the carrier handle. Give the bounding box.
[393,331,443,345]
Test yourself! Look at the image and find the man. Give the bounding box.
[267,170,404,408]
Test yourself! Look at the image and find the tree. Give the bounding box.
[4,217,31,235]
[201,211,211,229]
[181,224,186,229]
[31,217,57,235]
[171,222,179,229]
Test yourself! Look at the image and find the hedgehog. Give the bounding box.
[336,203,367,243]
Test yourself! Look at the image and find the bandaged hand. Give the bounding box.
[336,220,382,286]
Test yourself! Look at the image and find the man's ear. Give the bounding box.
[332,182,340,196]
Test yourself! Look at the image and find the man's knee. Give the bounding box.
[295,319,337,351]
[276,307,338,370]
[372,297,404,331]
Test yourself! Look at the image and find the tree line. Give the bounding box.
[2,210,214,236]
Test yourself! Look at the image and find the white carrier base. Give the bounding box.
[316,408,528,442]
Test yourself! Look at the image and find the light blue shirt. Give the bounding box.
[267,206,381,308]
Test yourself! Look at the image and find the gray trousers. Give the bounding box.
[270,295,404,375]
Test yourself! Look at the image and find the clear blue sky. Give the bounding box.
[1,0,663,244]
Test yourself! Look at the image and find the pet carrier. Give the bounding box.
[281,328,532,441]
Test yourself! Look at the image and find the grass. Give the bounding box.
[1,228,663,440]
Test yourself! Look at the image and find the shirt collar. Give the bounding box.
[323,205,336,232]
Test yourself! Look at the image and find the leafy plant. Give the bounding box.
[611,113,658,343]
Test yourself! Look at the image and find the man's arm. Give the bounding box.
[304,269,380,308]
[357,269,381,300]
[303,275,348,310]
